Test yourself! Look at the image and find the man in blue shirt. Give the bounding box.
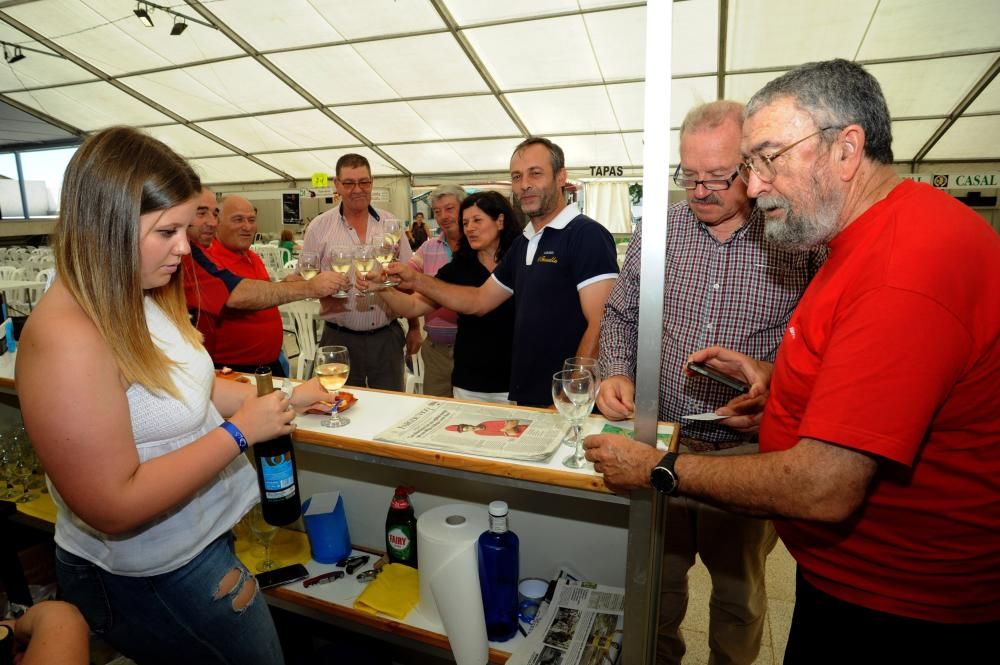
[390,137,619,405]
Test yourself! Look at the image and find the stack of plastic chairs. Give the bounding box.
[278,301,320,379]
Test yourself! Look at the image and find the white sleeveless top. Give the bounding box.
[51,298,259,576]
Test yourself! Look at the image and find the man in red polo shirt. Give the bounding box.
[182,190,344,371]
[205,195,339,376]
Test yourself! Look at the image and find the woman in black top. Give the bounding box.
[378,191,523,402]
[408,213,429,250]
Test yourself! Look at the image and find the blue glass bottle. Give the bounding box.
[477,500,519,642]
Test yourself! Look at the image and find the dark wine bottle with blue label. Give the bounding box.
[253,368,301,526]
[477,500,519,642]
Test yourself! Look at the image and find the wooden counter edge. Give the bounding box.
[293,428,614,495]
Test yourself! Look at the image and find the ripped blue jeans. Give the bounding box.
[56,533,284,665]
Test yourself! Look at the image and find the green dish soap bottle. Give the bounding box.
[385,486,418,567]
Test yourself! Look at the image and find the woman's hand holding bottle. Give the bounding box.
[227,391,295,447]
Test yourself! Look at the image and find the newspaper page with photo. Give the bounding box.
[508,579,624,665]
[373,401,570,461]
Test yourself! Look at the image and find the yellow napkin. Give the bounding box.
[15,492,57,524]
[234,526,311,570]
[353,563,419,620]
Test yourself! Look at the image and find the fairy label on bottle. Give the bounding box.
[387,525,413,560]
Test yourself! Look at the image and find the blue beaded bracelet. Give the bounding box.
[219,421,248,454]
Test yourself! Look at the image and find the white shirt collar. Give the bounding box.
[521,205,578,240]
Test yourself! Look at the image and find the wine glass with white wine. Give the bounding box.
[298,251,320,281]
[381,220,402,287]
[328,246,354,299]
[314,345,351,428]
[552,369,597,469]
[353,245,377,306]
[373,233,397,289]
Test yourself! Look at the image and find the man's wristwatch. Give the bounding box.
[650,452,680,496]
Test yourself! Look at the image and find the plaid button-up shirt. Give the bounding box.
[600,202,826,446]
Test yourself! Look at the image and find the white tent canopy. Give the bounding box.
[1,0,998,184]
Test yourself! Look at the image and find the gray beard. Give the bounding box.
[759,183,842,250]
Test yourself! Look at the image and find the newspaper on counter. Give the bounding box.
[373,400,570,461]
[508,578,624,665]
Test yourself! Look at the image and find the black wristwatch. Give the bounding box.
[650,452,680,496]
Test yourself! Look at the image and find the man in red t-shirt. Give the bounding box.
[584,60,999,663]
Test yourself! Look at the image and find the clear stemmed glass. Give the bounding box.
[248,504,280,572]
[328,246,354,299]
[560,357,601,447]
[9,430,36,503]
[552,369,597,469]
[298,251,320,281]
[382,220,402,283]
[353,245,377,307]
[373,233,398,288]
[0,434,21,501]
[314,345,351,428]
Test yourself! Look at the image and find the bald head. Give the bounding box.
[218,195,256,253]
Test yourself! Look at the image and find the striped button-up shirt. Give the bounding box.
[301,204,412,331]
[599,202,826,446]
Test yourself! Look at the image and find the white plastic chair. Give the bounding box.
[255,246,285,275]
[35,268,55,287]
[0,266,17,280]
[279,301,320,379]
[405,350,425,394]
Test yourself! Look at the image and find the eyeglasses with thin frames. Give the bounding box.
[672,165,740,191]
[338,179,373,190]
[738,126,843,185]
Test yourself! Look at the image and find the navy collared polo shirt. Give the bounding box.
[492,212,618,405]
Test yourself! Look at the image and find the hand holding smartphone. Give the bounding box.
[687,362,750,394]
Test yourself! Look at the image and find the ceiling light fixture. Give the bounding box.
[170,16,188,36]
[134,2,154,28]
[7,46,25,64]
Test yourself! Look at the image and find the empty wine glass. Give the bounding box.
[248,504,280,572]
[314,346,351,428]
[7,430,36,503]
[552,369,597,469]
[0,434,21,501]
[298,251,320,281]
[328,246,354,298]
[560,357,601,447]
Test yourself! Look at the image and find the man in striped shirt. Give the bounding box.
[596,101,824,665]
[292,153,421,390]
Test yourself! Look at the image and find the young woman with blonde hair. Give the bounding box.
[16,127,326,665]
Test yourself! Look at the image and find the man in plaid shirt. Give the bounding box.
[596,101,824,665]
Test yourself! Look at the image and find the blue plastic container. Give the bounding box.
[302,494,351,564]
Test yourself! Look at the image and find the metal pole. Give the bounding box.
[621,1,672,663]
[13,152,29,220]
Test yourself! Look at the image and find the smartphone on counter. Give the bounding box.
[687,362,750,394]
[255,563,309,589]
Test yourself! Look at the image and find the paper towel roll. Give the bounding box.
[417,503,489,665]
